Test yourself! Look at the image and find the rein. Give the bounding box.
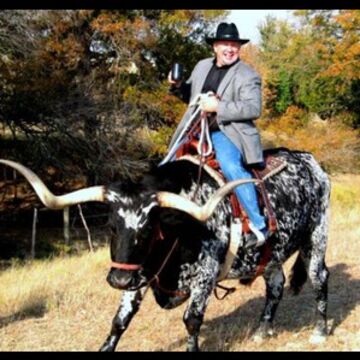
[148,238,188,298]
[190,111,218,202]
[192,111,208,201]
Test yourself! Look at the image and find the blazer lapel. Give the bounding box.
[217,60,241,97]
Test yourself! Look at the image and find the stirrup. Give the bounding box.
[244,223,268,249]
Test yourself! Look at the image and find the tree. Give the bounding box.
[258,10,360,125]
[0,10,227,184]
[258,16,298,116]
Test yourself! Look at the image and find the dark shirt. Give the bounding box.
[201,58,239,131]
[201,58,239,93]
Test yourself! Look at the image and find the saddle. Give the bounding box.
[175,138,287,235]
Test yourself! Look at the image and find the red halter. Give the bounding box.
[109,226,187,298]
[110,224,165,272]
[110,262,142,271]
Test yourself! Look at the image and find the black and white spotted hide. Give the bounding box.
[98,148,331,352]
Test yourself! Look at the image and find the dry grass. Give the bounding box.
[0,175,359,351]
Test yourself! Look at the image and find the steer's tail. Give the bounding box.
[289,252,308,295]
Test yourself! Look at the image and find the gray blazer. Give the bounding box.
[169,57,264,165]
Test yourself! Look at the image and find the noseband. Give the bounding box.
[110,225,187,297]
[110,223,165,272]
[110,262,142,271]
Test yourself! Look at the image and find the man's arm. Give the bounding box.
[168,62,201,104]
[169,81,192,103]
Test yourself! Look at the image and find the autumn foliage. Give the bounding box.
[259,106,360,173]
[0,10,226,183]
[0,10,359,187]
[256,10,360,172]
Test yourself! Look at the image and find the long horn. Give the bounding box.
[0,159,105,209]
[157,178,261,222]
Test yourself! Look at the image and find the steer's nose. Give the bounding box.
[106,269,132,290]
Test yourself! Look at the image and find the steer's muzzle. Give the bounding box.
[106,268,147,291]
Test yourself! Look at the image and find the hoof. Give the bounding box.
[186,337,200,352]
[252,325,274,343]
[252,333,265,344]
[309,329,327,345]
[99,339,117,352]
[186,345,200,352]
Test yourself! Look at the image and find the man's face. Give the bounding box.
[213,40,241,67]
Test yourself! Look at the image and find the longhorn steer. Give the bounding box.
[0,148,331,351]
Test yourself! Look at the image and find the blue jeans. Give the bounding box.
[211,131,266,231]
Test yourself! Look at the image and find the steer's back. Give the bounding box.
[227,149,330,279]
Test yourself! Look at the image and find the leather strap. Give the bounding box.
[110,262,142,271]
[252,169,278,233]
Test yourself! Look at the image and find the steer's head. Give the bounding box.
[106,189,159,291]
[105,175,261,291]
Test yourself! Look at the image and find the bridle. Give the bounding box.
[110,224,188,298]
[110,262,142,271]
[110,223,165,272]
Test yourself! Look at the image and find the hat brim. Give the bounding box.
[205,37,250,45]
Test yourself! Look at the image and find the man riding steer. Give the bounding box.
[0,148,331,351]
[167,22,268,249]
[0,23,331,352]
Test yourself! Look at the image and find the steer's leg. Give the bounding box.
[308,176,330,343]
[183,257,219,352]
[308,255,329,343]
[306,159,331,343]
[253,264,285,342]
[307,222,330,342]
[100,287,148,351]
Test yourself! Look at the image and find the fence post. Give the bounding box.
[31,207,38,259]
[12,169,17,199]
[78,204,93,252]
[63,207,70,245]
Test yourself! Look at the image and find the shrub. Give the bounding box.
[260,106,360,173]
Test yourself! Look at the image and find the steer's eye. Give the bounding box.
[136,224,152,245]
[136,231,146,245]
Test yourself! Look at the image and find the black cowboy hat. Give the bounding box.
[205,22,249,45]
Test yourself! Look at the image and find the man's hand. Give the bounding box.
[168,71,182,88]
[199,92,219,112]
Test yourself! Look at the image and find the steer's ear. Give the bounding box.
[158,208,190,226]
[158,207,210,243]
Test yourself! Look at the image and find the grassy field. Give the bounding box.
[0,175,359,351]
